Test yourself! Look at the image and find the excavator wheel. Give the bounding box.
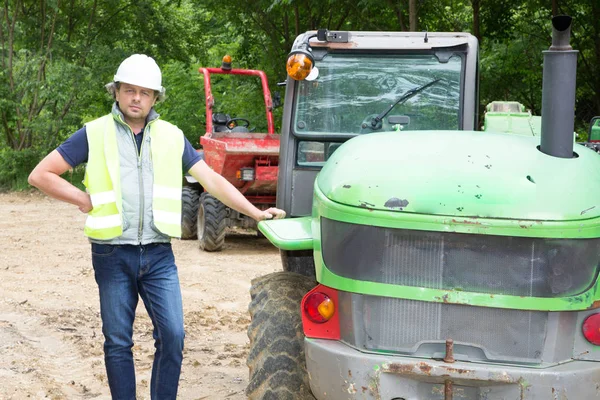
[197,192,227,251]
[181,186,200,240]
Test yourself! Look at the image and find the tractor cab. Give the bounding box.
[278,30,479,218]
[276,29,479,273]
[482,101,541,136]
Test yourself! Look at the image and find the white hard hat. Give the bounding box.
[113,54,163,91]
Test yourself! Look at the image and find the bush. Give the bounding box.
[0,148,86,191]
[0,148,43,191]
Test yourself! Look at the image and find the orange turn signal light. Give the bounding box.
[317,298,335,320]
[286,53,314,81]
[221,54,232,70]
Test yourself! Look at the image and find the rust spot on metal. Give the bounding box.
[418,362,432,374]
[444,339,455,363]
[359,201,375,208]
[348,369,352,377]
[444,379,453,400]
[518,378,531,400]
[385,363,414,375]
[518,220,544,229]
[443,367,472,374]
[451,218,482,225]
[589,300,600,310]
[442,294,450,303]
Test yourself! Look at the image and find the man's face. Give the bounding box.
[115,82,157,124]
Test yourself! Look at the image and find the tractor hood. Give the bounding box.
[317,130,600,221]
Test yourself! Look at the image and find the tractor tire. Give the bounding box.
[181,186,200,240]
[246,271,317,400]
[198,192,227,252]
[281,249,316,278]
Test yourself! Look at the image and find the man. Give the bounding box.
[28,54,285,399]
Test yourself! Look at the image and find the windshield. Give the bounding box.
[293,53,463,135]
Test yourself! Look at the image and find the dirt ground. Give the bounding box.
[0,191,282,400]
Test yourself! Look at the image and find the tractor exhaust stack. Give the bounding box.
[540,16,578,158]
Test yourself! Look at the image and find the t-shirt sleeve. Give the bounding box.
[56,127,89,168]
[182,137,203,172]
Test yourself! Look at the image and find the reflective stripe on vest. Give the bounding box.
[83,114,184,240]
[150,119,184,237]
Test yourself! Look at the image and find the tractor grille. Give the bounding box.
[339,292,548,363]
[321,218,600,297]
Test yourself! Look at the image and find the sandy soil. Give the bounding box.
[0,192,282,399]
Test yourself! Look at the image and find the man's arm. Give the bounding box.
[188,160,285,221]
[28,150,93,213]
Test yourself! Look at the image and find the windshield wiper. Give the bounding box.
[368,78,441,129]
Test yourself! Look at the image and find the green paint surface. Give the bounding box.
[257,217,313,250]
[260,129,600,311]
[318,130,600,224]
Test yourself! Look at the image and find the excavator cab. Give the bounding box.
[212,112,252,133]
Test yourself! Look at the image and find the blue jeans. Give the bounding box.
[91,243,184,400]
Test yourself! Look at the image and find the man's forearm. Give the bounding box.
[29,171,90,209]
[188,160,285,221]
[28,150,92,213]
[202,172,263,220]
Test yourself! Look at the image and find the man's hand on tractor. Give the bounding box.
[258,207,286,221]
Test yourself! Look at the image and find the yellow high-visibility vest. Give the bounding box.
[83,114,184,240]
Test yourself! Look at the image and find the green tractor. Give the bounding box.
[588,116,600,143]
[246,16,600,400]
[482,101,541,137]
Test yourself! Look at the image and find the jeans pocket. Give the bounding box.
[91,243,118,257]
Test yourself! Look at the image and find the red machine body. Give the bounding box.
[198,65,279,205]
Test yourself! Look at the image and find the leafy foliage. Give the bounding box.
[0,0,599,190]
[0,147,42,190]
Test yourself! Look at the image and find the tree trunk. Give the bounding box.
[409,0,417,31]
[472,0,481,43]
[387,0,407,31]
[294,3,299,36]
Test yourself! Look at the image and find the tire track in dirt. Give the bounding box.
[0,312,105,399]
[0,192,282,399]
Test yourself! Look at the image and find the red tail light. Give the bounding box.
[301,285,340,340]
[582,313,600,345]
[304,292,334,323]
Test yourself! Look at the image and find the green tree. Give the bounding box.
[0,0,207,152]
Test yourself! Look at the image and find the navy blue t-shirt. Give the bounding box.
[57,126,202,172]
